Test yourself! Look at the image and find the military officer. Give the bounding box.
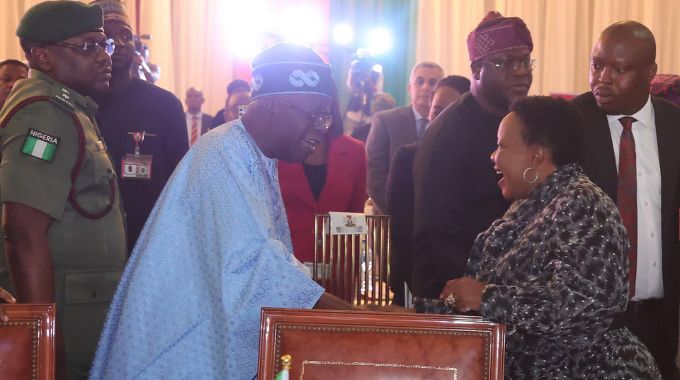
[0,1,126,378]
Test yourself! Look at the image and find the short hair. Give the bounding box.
[0,59,29,71]
[509,96,584,166]
[226,79,251,96]
[433,75,470,95]
[410,61,444,81]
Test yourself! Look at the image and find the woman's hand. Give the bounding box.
[440,277,486,312]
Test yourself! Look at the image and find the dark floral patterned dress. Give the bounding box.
[467,164,661,379]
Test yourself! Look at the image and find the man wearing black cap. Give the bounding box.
[0,1,126,378]
[90,42,352,380]
[90,0,188,254]
[412,11,534,299]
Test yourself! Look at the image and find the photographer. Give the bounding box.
[132,36,160,84]
[344,49,384,138]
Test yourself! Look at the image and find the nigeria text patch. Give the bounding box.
[22,128,59,162]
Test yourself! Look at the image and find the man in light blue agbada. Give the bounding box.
[90,43,351,379]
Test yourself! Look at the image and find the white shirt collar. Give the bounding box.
[412,105,426,121]
[605,95,653,129]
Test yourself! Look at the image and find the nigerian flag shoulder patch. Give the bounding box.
[21,128,59,162]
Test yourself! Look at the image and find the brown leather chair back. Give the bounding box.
[0,304,55,380]
[258,308,505,380]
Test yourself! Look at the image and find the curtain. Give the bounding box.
[3,1,680,112]
[416,0,680,96]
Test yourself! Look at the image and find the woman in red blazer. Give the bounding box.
[278,99,367,264]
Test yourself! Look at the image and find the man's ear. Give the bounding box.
[30,46,52,72]
[471,61,482,81]
[647,62,658,83]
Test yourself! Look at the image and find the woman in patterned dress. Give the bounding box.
[440,96,660,379]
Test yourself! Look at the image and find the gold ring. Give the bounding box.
[444,294,456,308]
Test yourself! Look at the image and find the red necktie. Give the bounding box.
[617,116,637,297]
[190,115,199,146]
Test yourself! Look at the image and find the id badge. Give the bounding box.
[121,154,153,179]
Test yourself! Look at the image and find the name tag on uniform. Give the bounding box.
[121,154,153,179]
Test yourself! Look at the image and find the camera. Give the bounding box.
[133,34,152,55]
[346,49,383,115]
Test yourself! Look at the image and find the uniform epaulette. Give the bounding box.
[50,85,76,112]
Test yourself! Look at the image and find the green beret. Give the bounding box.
[16,1,104,43]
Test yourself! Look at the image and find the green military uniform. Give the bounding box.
[0,70,126,377]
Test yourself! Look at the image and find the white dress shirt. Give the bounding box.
[606,96,663,300]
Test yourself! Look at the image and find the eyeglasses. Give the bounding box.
[275,98,334,131]
[51,38,116,56]
[483,57,536,72]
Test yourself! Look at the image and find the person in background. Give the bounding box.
[412,11,533,299]
[1,2,126,377]
[351,92,396,143]
[91,0,188,254]
[278,88,367,268]
[429,75,470,121]
[443,96,661,378]
[185,87,213,147]
[0,59,29,295]
[210,79,251,128]
[572,21,680,379]
[0,59,28,109]
[386,74,470,305]
[133,43,160,84]
[366,61,444,215]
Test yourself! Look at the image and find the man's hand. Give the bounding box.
[0,286,16,322]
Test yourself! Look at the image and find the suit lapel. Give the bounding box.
[651,97,680,234]
[580,94,619,201]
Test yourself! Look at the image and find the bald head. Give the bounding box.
[185,87,204,114]
[589,20,657,115]
[601,20,656,63]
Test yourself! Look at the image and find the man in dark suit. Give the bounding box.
[386,76,470,305]
[411,12,533,299]
[572,21,680,379]
[93,0,188,254]
[185,87,213,147]
[366,62,444,215]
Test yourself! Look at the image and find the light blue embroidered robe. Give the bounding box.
[89,120,324,379]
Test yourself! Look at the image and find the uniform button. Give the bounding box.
[644,201,649,207]
[651,232,655,238]
[106,168,113,174]
[652,262,657,267]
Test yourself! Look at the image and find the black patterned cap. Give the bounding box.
[250,43,334,100]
